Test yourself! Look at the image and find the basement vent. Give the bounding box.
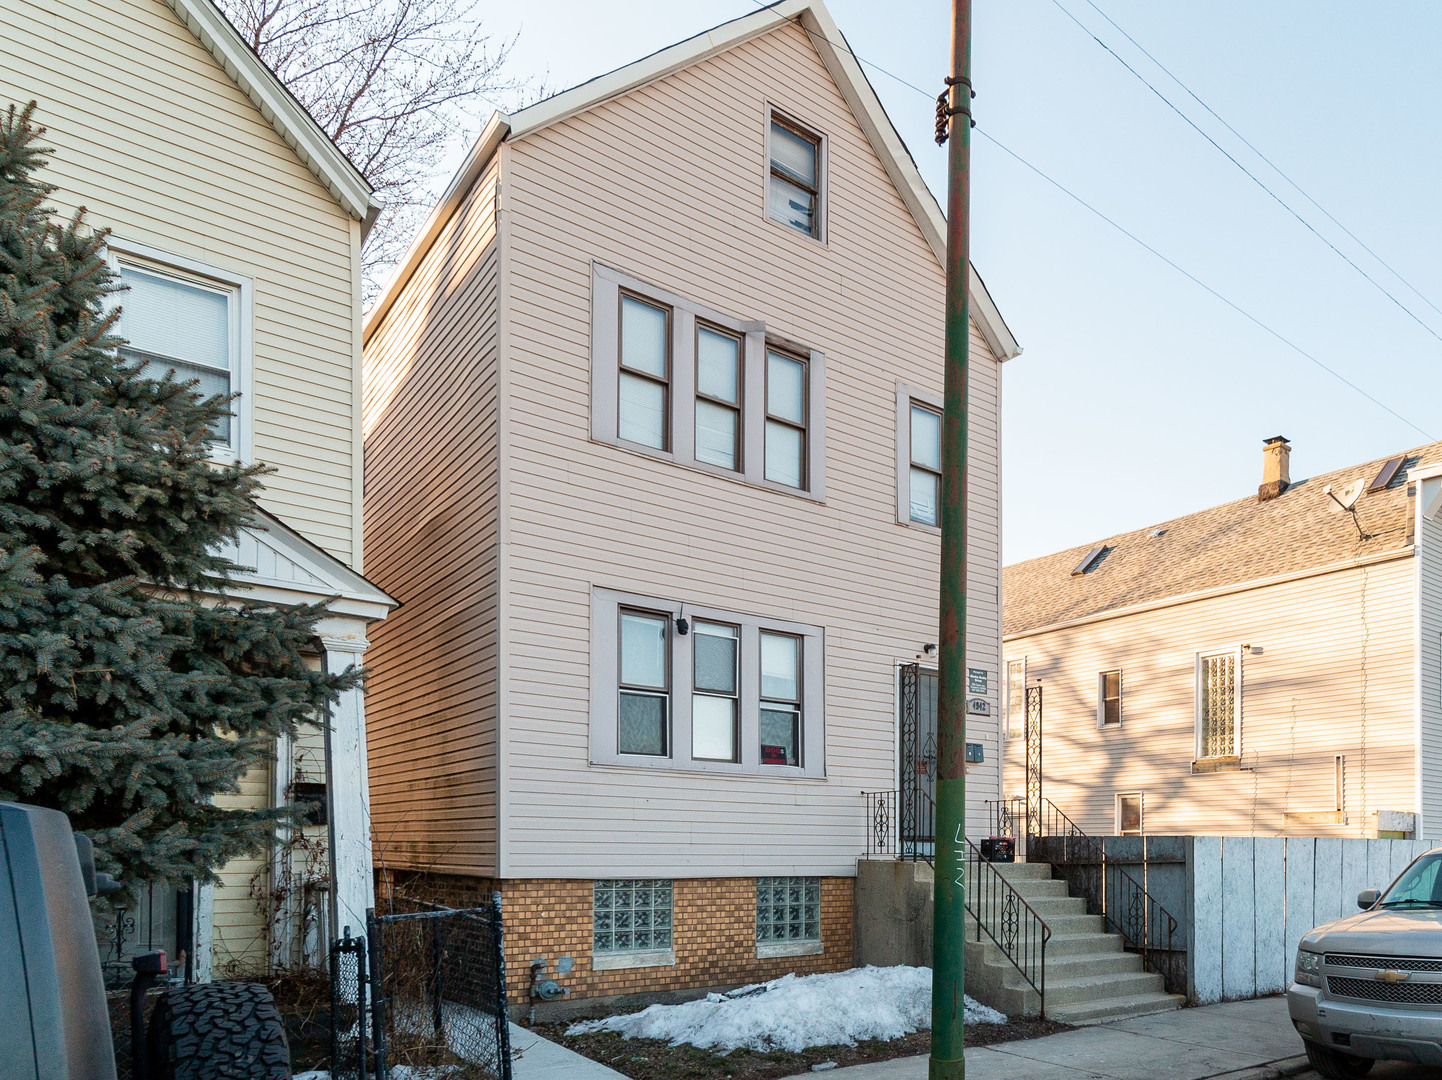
[1368,456,1405,492]
[1071,545,1107,577]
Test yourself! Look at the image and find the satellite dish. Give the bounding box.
[1325,479,1365,513]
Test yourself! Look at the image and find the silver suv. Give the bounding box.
[1289,847,1442,1079]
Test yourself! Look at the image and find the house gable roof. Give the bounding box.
[365,0,1019,359]
[1004,441,1442,638]
[162,0,378,232]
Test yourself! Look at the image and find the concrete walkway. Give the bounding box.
[819,996,1305,1080]
[509,1021,627,1079]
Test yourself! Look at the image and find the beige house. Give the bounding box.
[363,1,1018,1006]
[2,0,394,979]
[1002,437,1442,841]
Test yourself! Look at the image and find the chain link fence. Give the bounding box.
[367,896,512,1080]
[330,929,369,1080]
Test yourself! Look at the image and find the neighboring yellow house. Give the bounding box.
[1002,437,1442,842]
[1,0,394,979]
[362,0,1019,1007]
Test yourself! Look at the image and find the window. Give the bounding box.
[591,265,826,499]
[695,326,742,470]
[693,621,739,761]
[1196,649,1241,759]
[590,588,825,776]
[618,610,670,756]
[1335,754,1346,813]
[907,405,942,526]
[593,879,674,969]
[110,247,249,461]
[756,876,821,957]
[618,295,670,450]
[767,116,823,239]
[765,351,808,488]
[1098,670,1121,728]
[1116,794,1143,836]
[1004,659,1026,739]
[760,632,802,766]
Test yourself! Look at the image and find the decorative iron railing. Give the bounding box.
[965,837,1049,1013]
[863,788,936,862]
[985,795,1084,841]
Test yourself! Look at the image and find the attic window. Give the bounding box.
[768,114,824,239]
[1368,456,1405,492]
[1071,546,1106,576]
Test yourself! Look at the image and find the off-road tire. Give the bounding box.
[147,981,290,1079]
[1304,1041,1375,1080]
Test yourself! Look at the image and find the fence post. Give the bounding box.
[366,908,388,1080]
[493,891,514,1080]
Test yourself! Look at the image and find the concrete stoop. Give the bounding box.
[854,857,1182,1026]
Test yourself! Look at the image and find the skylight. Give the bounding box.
[1071,546,1107,577]
[1367,456,1405,492]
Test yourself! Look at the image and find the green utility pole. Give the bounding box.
[930,1,972,1078]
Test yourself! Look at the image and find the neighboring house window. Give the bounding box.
[760,632,802,766]
[1117,794,1143,836]
[765,350,808,488]
[1196,649,1241,759]
[695,326,742,470]
[618,609,670,756]
[591,265,826,499]
[1004,659,1026,739]
[756,876,821,954]
[593,879,673,967]
[767,115,823,238]
[618,294,670,450]
[110,245,250,462]
[1335,754,1346,814]
[1098,670,1122,728]
[693,621,740,762]
[591,588,825,776]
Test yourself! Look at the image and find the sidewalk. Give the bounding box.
[509,1021,627,1079]
[820,997,1306,1080]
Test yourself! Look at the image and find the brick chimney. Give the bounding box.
[1258,436,1291,502]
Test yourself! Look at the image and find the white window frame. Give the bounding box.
[591,263,827,500]
[103,237,253,465]
[1116,793,1143,836]
[1004,658,1027,739]
[590,586,826,777]
[764,105,828,245]
[1194,646,1244,760]
[1097,669,1122,729]
[896,383,944,530]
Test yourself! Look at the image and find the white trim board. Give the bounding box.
[363,1,1020,361]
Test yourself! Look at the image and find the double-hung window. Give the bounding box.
[1195,648,1242,761]
[1098,670,1122,728]
[108,241,250,462]
[767,115,823,239]
[896,386,944,527]
[592,588,825,776]
[592,265,826,498]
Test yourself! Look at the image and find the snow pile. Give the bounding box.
[566,965,1006,1053]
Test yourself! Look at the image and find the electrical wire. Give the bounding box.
[1077,0,1442,325]
[1049,0,1442,345]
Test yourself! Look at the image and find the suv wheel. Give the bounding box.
[147,982,290,1080]
[1304,1041,1375,1080]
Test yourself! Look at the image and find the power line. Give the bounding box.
[976,127,1435,441]
[1049,0,1442,346]
[1077,0,1442,324]
[743,0,1436,440]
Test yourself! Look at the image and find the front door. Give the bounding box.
[899,664,938,855]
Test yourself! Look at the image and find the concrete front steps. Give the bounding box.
[964,860,1183,1025]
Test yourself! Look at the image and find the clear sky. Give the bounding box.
[467,1,1442,563]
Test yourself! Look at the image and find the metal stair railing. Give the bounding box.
[964,837,1050,1015]
[863,788,935,863]
[986,795,1084,841]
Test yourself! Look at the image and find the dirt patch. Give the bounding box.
[529,1015,1070,1079]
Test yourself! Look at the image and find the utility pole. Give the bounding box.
[930,0,972,1078]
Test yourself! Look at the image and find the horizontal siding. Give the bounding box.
[210,759,272,976]
[0,0,360,565]
[1418,490,1441,832]
[497,21,1003,878]
[1002,557,1417,837]
[363,160,503,875]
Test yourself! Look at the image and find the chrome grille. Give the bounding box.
[1326,953,1442,972]
[1328,976,1442,1004]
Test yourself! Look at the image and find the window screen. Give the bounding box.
[768,119,821,237]
[593,879,673,954]
[756,876,820,943]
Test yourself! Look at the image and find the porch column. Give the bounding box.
[322,634,374,940]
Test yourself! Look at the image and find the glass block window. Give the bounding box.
[593,879,673,954]
[756,876,820,943]
[1199,651,1237,758]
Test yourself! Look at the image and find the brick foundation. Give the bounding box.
[380,871,854,1004]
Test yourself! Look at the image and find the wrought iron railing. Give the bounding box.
[863,788,936,863]
[965,837,1049,1013]
[985,795,1085,841]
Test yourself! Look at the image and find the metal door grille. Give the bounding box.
[1025,685,1043,839]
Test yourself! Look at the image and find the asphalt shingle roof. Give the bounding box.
[1002,441,1441,637]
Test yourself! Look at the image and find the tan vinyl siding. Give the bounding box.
[1,0,361,566]
[1003,556,1417,836]
[1418,492,1442,832]
[363,159,503,875]
[210,759,272,976]
[498,21,1002,878]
